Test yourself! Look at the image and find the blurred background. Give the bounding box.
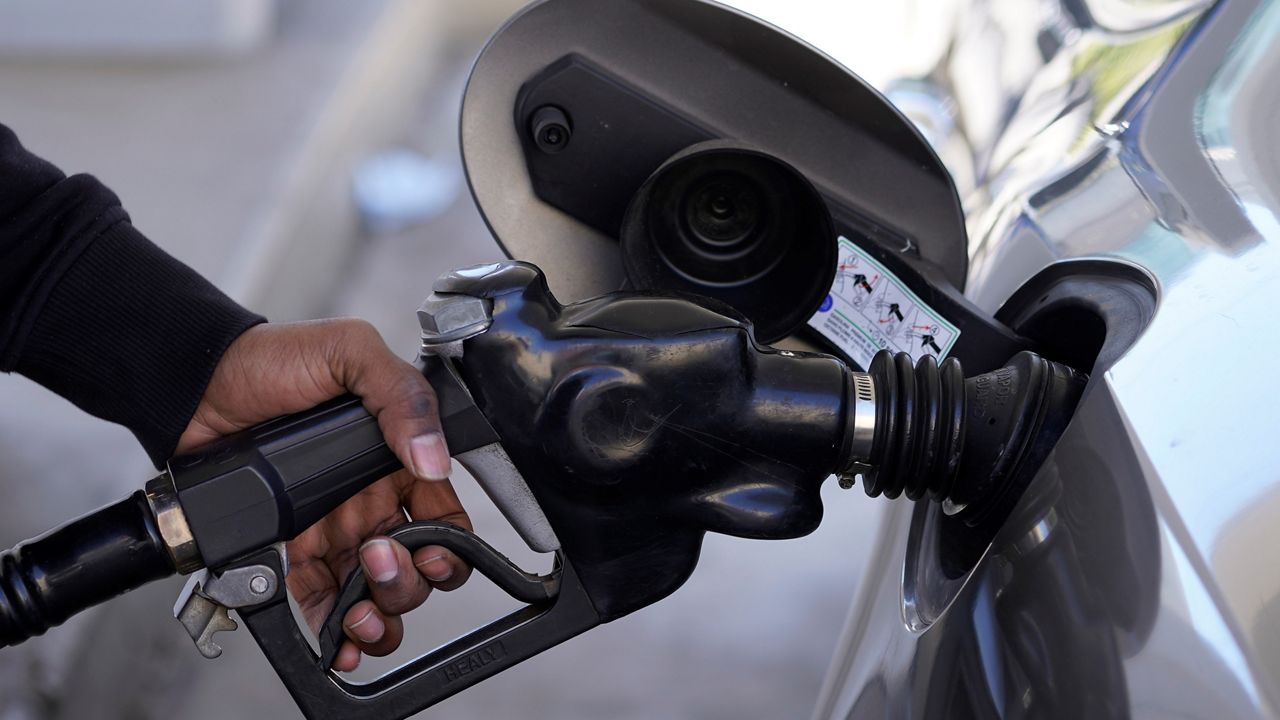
[0,1,954,717]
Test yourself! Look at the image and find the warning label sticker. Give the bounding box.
[808,237,960,370]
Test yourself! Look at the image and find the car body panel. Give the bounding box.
[813,0,1280,716]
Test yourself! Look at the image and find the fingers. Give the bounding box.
[341,600,404,659]
[358,538,432,615]
[329,538,470,670]
[413,545,470,592]
[332,641,363,673]
[190,317,456,481]
[404,478,474,591]
[404,471,471,530]
[178,318,456,479]
[287,553,341,635]
[329,320,453,482]
[297,471,478,671]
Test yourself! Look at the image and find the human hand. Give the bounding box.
[176,319,473,671]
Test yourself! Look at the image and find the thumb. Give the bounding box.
[328,320,452,481]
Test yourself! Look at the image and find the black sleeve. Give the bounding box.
[0,123,265,466]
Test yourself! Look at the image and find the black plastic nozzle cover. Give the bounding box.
[169,394,399,569]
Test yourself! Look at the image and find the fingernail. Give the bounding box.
[360,539,398,584]
[415,553,454,583]
[410,433,451,481]
[346,608,385,644]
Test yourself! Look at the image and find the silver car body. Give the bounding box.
[812,0,1280,716]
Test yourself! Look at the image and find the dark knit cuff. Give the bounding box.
[14,221,265,466]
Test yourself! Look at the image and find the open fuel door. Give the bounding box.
[459,0,1034,370]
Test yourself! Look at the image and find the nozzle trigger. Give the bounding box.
[316,520,559,669]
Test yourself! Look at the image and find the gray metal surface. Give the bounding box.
[845,373,878,470]
[417,291,493,345]
[144,473,202,575]
[173,561,281,660]
[815,0,1280,716]
[455,442,561,553]
[199,564,281,609]
[174,582,239,660]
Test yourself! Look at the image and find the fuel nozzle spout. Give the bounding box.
[838,351,1087,526]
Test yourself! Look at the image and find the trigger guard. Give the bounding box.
[317,521,559,670]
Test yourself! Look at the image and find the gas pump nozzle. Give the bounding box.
[0,261,1084,720]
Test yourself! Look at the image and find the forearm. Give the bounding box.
[0,123,264,464]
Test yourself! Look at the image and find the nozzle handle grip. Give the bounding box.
[166,356,501,570]
[168,394,399,569]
